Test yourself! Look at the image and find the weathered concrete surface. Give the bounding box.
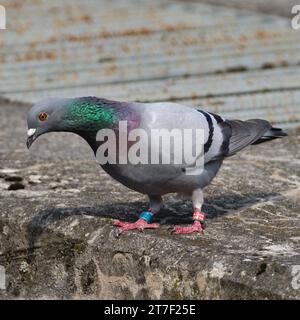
[0,98,299,299]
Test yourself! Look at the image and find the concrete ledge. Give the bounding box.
[0,99,299,299]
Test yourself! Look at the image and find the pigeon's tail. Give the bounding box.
[251,127,288,145]
[225,119,287,156]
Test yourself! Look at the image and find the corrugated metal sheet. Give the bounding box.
[0,0,299,127]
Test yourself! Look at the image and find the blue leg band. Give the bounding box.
[139,211,152,224]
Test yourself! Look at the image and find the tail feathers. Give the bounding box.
[226,119,271,156]
[225,119,288,156]
[251,127,288,145]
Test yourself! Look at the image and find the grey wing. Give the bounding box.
[197,111,281,159]
[134,102,230,164]
[133,102,275,164]
[224,119,271,156]
[133,102,211,163]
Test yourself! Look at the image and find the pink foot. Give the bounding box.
[172,220,203,234]
[114,218,159,235]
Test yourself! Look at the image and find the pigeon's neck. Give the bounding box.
[65,97,118,128]
[64,97,140,152]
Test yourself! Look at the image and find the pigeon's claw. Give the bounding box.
[113,218,159,235]
[172,220,203,235]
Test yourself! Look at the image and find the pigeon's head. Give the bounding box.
[27,96,121,149]
[26,98,70,149]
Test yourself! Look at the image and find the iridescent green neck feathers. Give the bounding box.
[65,97,119,130]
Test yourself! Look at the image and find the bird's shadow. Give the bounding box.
[26,191,278,259]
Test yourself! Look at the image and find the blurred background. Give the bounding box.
[0,0,299,128]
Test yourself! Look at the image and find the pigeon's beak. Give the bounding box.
[26,128,37,149]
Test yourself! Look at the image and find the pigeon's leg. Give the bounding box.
[173,189,205,234]
[114,195,162,234]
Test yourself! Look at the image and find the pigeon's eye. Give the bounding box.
[38,112,48,121]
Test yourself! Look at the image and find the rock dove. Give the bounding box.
[26,97,287,235]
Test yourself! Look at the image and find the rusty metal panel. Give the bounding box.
[0,0,299,128]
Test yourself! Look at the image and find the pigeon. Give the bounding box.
[27,97,287,235]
